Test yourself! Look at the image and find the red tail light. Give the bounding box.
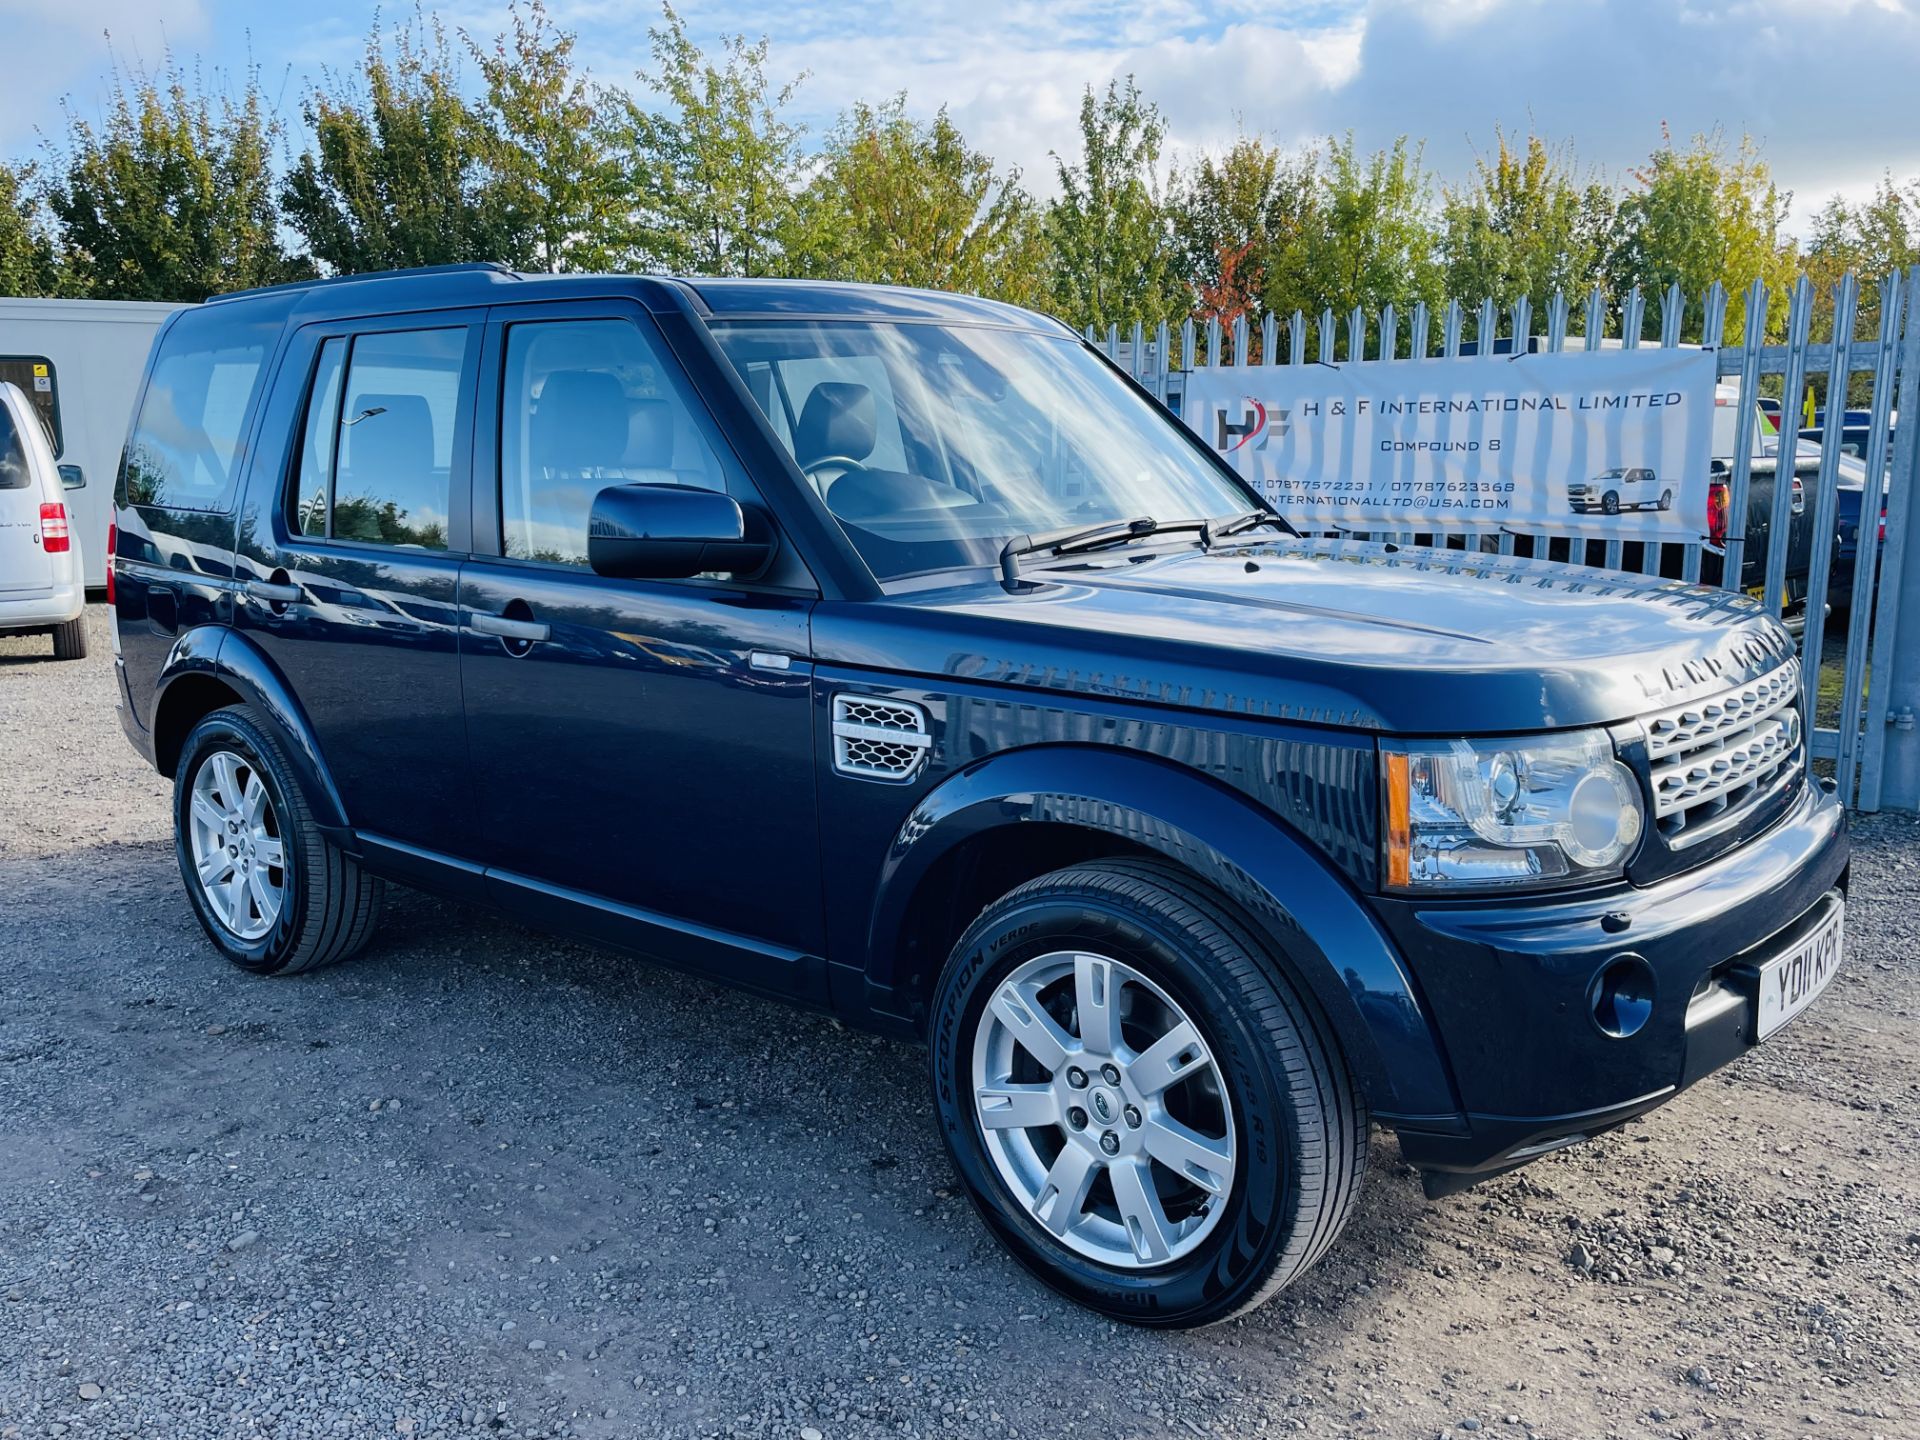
[1708,480,1730,547]
[1880,508,1889,545]
[106,521,117,604]
[38,502,70,553]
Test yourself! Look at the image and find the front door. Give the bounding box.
[458,302,822,978]
[234,315,482,857]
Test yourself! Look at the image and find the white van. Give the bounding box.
[0,380,86,657]
[0,298,186,587]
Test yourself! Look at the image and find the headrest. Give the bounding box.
[625,397,675,470]
[534,371,628,473]
[795,382,876,468]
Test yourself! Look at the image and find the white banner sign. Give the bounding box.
[1183,347,1718,541]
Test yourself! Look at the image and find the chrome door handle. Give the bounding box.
[469,611,550,643]
[244,578,303,606]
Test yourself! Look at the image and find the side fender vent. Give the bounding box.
[832,694,931,781]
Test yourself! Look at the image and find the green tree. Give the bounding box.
[1292,133,1441,333]
[785,97,1048,305]
[466,0,623,272]
[0,161,65,296]
[611,3,806,276]
[1045,77,1176,331]
[282,10,519,274]
[1441,131,1613,321]
[1167,134,1318,340]
[1606,130,1798,342]
[46,61,305,301]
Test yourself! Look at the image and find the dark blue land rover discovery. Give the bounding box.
[109,264,1848,1328]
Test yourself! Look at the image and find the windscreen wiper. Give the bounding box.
[1202,509,1298,547]
[999,516,1209,587]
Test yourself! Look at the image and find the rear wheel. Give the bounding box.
[1658,489,1674,511]
[50,617,86,660]
[930,859,1367,1328]
[174,705,382,975]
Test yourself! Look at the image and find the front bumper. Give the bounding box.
[1376,779,1849,1188]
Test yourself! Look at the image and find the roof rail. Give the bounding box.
[207,260,522,305]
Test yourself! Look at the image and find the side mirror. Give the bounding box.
[587,484,773,581]
[58,463,85,490]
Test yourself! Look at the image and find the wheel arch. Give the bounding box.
[150,625,350,834]
[868,744,1462,1125]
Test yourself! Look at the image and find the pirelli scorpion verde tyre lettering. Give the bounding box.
[174,705,383,976]
[929,858,1368,1328]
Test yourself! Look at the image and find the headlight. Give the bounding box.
[1382,730,1644,891]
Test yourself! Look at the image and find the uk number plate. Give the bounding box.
[1756,903,1843,1040]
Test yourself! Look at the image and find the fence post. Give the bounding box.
[1797,274,1857,730]
[1862,264,1920,811]
[1723,278,1769,588]
[1762,276,1815,620]
[1840,271,1901,802]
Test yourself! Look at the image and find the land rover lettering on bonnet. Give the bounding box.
[110,265,1848,1329]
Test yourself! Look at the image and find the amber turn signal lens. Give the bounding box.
[1384,751,1411,888]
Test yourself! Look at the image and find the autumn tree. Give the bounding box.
[1441,131,1613,324]
[46,61,305,301]
[282,10,519,273]
[0,162,64,296]
[611,4,806,276]
[785,97,1047,305]
[1167,135,1318,343]
[466,0,624,272]
[1606,130,1798,342]
[1291,133,1441,335]
[1045,77,1176,331]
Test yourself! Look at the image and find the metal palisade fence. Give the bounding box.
[1086,267,1920,813]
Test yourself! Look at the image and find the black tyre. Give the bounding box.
[174,705,382,975]
[930,858,1367,1328]
[51,616,86,660]
[1601,491,1621,515]
[1658,489,1673,511]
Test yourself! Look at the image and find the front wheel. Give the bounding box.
[1601,491,1621,515]
[175,705,383,975]
[930,859,1367,1328]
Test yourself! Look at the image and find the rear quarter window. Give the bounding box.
[0,357,60,456]
[120,308,281,513]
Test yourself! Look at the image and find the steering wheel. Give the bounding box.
[802,454,871,481]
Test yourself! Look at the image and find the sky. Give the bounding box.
[3,0,1917,236]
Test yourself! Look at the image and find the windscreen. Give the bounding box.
[712,320,1252,581]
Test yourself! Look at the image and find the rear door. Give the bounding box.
[0,383,53,597]
[232,312,481,858]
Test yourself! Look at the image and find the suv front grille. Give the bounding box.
[1641,659,1802,841]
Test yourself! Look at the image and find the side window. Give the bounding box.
[0,399,29,490]
[122,322,272,512]
[293,328,465,549]
[499,318,730,567]
[0,357,60,456]
[290,338,346,536]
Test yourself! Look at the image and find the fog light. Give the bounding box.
[1589,954,1656,1039]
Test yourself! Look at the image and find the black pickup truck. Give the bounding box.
[111,267,1848,1328]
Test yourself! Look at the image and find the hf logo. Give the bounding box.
[1215,398,1288,453]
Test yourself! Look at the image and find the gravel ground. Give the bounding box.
[2,606,1917,1440]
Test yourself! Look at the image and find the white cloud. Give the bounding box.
[0,0,208,147]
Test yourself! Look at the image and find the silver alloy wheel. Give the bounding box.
[970,950,1237,1269]
[187,750,286,942]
